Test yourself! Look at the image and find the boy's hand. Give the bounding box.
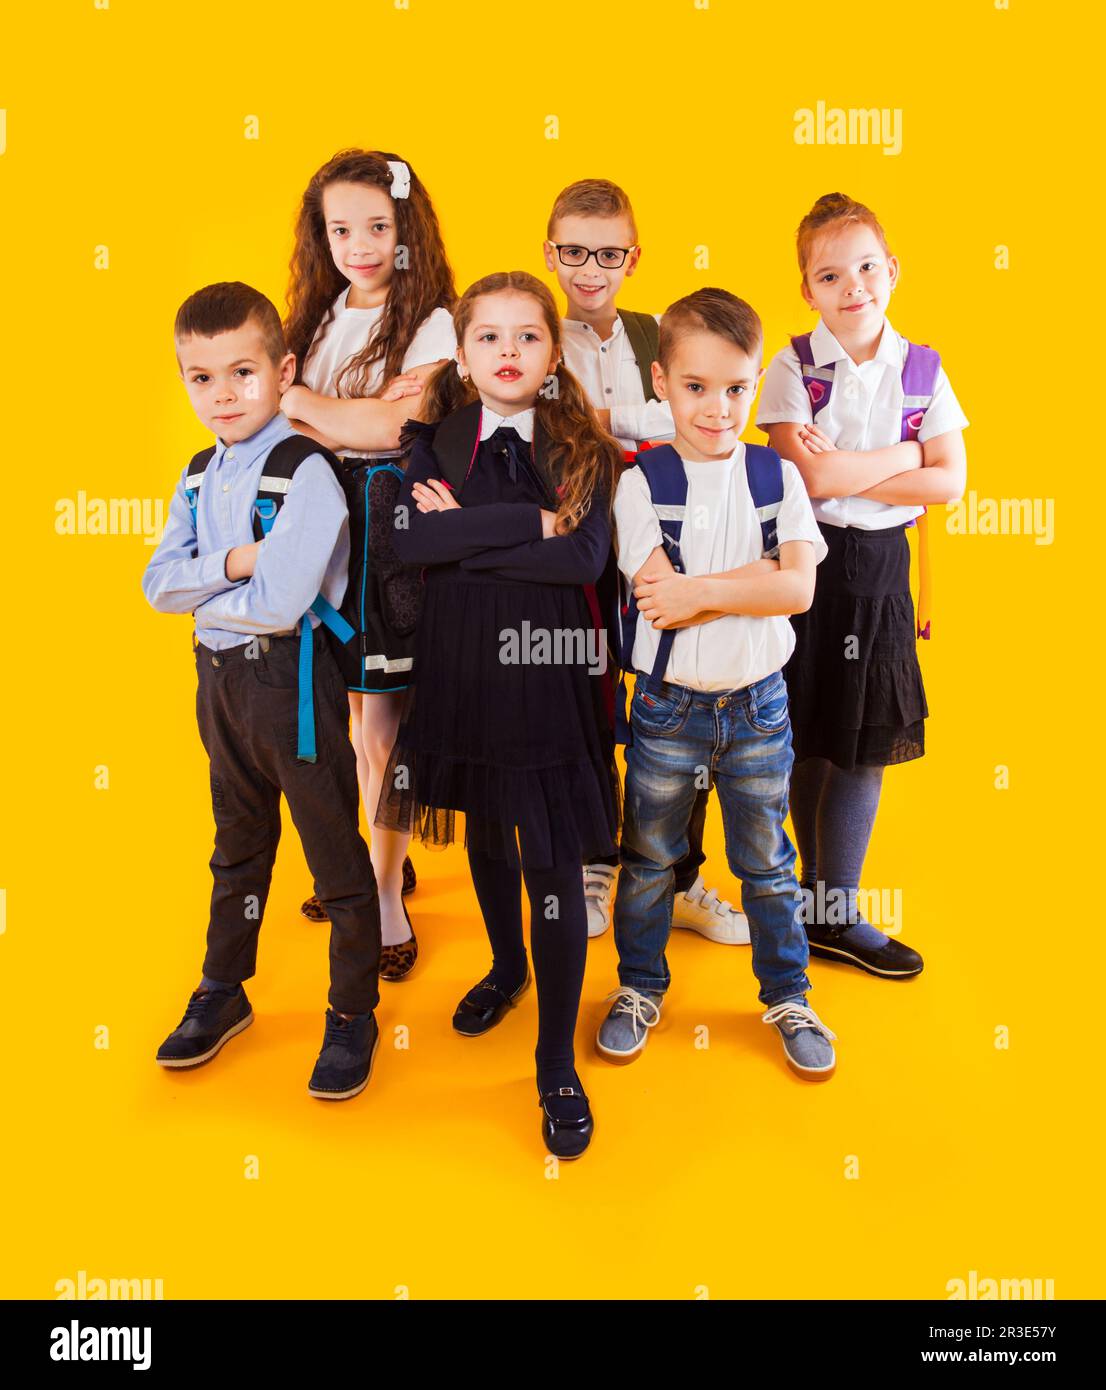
[635,571,707,628]
[797,422,835,454]
[379,372,425,403]
[411,478,460,513]
[225,541,261,581]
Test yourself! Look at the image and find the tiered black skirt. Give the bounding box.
[784,522,928,769]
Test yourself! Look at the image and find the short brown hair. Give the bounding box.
[174,281,285,365]
[547,178,638,242]
[658,288,763,371]
[796,192,891,279]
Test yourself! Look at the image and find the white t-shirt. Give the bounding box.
[301,288,457,459]
[755,316,969,530]
[561,314,674,451]
[613,443,827,692]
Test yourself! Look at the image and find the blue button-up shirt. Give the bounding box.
[142,411,349,651]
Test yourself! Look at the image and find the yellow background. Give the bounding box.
[0,1,1098,1300]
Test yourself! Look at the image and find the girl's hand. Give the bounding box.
[798,422,835,455]
[280,384,307,419]
[379,372,424,403]
[411,478,460,513]
[539,509,559,539]
[635,572,707,629]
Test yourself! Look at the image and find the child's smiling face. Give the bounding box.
[801,221,898,339]
[457,291,560,418]
[177,320,294,443]
[544,213,640,321]
[653,328,762,463]
[322,180,398,308]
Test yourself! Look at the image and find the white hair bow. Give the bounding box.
[386,160,411,199]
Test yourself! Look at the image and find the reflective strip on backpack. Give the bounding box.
[364,655,414,673]
[903,394,934,410]
[184,473,206,491]
[653,505,687,521]
[257,474,293,494]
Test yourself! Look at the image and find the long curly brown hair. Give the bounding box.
[417,272,622,534]
[284,149,455,396]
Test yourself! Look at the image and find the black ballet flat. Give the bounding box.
[539,1087,594,1160]
[452,970,530,1037]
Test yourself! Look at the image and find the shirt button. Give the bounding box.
[605,388,612,394]
[222,483,230,492]
[212,654,223,668]
[226,450,235,460]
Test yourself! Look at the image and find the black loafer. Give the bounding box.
[452,969,530,1037]
[539,1087,594,1160]
[806,924,924,978]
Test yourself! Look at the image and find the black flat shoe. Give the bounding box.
[806,924,924,978]
[539,1087,594,1160]
[402,856,416,896]
[452,969,530,1037]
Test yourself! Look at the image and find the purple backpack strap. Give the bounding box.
[790,332,835,416]
[900,342,941,442]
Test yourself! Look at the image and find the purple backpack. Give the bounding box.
[789,332,941,445]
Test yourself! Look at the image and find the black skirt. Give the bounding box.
[375,567,621,869]
[784,522,928,769]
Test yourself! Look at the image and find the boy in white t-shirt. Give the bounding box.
[543,178,746,949]
[597,289,839,1080]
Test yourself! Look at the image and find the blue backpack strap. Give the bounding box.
[743,445,785,558]
[790,332,835,416]
[184,446,216,520]
[614,445,688,743]
[252,435,347,762]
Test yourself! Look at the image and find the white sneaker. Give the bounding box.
[671,874,750,945]
[583,862,617,938]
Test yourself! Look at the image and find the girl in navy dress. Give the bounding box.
[377,271,622,1158]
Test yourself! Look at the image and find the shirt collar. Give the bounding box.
[562,314,624,343]
[810,315,897,370]
[478,406,536,442]
[212,411,293,469]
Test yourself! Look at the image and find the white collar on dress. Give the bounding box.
[478,406,536,442]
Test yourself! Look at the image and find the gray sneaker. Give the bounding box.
[596,987,662,1063]
[762,998,837,1080]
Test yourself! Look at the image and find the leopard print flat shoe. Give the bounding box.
[301,895,328,923]
[380,903,418,982]
[401,856,417,896]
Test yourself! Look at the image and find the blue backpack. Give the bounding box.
[184,435,358,764]
[614,443,785,744]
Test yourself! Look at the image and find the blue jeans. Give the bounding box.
[614,670,811,1006]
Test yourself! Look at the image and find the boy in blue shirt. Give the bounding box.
[143,282,382,1100]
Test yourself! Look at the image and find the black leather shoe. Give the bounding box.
[156,985,253,1068]
[539,1087,594,1160]
[452,969,530,1037]
[805,923,924,978]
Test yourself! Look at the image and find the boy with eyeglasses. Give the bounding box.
[542,179,748,950]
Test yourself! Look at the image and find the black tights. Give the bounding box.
[467,843,587,1107]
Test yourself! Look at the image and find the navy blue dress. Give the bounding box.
[374,404,620,869]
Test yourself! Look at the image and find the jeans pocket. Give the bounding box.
[747,675,791,734]
[631,682,691,736]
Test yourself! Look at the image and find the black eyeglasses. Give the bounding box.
[549,242,638,269]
